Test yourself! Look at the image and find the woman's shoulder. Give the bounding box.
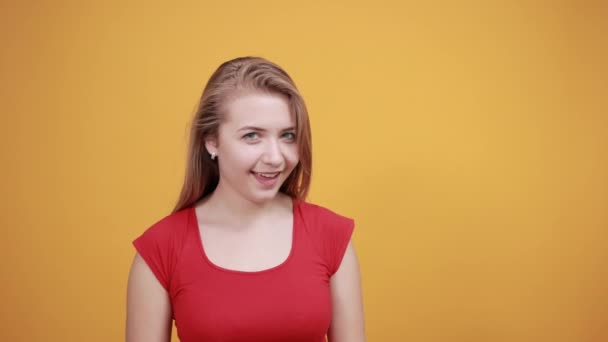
[296,200,355,276]
[136,207,192,241]
[296,200,354,227]
[131,207,192,292]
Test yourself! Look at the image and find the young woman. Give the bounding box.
[126,57,365,342]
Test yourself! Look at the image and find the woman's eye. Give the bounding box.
[282,132,296,141]
[243,132,259,140]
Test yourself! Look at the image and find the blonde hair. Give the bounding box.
[172,57,312,213]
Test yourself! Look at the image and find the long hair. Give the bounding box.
[172,57,312,213]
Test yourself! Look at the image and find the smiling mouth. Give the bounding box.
[250,171,281,179]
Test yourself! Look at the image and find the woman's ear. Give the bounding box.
[204,137,218,156]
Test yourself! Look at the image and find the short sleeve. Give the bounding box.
[315,206,355,277]
[132,213,185,292]
[328,217,355,276]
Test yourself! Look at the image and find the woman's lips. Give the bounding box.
[251,171,280,187]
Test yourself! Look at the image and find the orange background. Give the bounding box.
[1,1,607,341]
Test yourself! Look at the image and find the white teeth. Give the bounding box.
[255,172,279,178]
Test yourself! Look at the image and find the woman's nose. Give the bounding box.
[261,139,283,166]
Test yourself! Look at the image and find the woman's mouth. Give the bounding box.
[251,171,281,187]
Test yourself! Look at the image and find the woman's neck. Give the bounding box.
[201,181,291,225]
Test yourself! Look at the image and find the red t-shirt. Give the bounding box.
[132,199,355,342]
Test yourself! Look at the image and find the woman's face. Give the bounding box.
[207,91,299,204]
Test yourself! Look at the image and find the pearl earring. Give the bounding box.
[210,152,217,160]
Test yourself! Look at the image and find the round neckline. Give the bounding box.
[190,198,298,275]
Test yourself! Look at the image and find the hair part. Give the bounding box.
[172,57,312,213]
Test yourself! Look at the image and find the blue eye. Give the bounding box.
[282,132,296,141]
[243,132,259,140]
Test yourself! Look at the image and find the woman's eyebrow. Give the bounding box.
[238,126,264,132]
[237,126,295,132]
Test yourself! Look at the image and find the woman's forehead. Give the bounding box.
[223,92,295,129]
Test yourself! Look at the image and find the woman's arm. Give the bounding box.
[126,252,173,342]
[327,240,366,342]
